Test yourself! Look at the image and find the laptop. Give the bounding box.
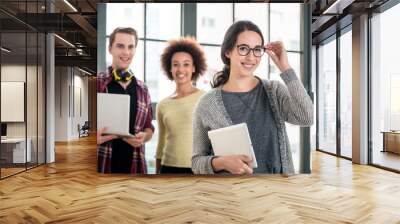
[208,123,258,168]
[97,93,134,138]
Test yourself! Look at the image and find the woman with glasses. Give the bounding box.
[156,37,207,174]
[191,20,313,175]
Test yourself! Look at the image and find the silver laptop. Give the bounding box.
[97,93,134,138]
[208,123,258,168]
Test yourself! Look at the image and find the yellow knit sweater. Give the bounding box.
[156,90,205,168]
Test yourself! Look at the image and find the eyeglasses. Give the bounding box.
[236,44,265,57]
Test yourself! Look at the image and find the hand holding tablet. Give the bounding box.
[123,132,146,148]
[208,123,258,173]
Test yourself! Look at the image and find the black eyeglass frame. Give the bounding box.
[236,44,266,57]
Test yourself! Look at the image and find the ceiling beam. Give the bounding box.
[322,0,356,14]
[67,13,97,43]
[55,55,96,71]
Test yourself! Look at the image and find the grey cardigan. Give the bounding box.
[191,69,313,174]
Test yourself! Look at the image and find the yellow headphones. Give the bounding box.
[111,67,133,82]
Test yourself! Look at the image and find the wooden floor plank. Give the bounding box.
[0,135,400,223]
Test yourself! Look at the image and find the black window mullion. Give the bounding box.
[316,44,319,151]
[337,30,341,157]
[267,4,271,79]
[72,68,75,118]
[180,3,183,37]
[367,11,373,165]
[44,12,47,165]
[25,0,28,171]
[36,0,39,167]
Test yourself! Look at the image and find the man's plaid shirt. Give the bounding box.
[97,71,154,173]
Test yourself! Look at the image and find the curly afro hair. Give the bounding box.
[161,37,207,81]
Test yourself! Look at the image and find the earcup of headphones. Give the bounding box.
[111,68,132,82]
[118,70,130,80]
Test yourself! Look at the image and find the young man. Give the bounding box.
[97,27,154,174]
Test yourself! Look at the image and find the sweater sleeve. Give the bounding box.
[155,102,166,160]
[191,101,216,174]
[276,69,314,126]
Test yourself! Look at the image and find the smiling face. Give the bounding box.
[170,52,195,85]
[225,30,263,77]
[108,32,136,70]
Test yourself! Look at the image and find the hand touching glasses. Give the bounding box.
[264,41,292,73]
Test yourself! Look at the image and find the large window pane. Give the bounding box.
[286,53,301,171]
[371,4,400,171]
[318,38,337,154]
[270,4,301,51]
[146,3,181,40]
[145,41,175,174]
[146,120,158,174]
[196,45,222,91]
[268,4,302,171]
[234,3,268,36]
[269,53,301,80]
[340,29,352,158]
[145,41,175,103]
[311,45,317,152]
[197,3,233,44]
[106,3,144,37]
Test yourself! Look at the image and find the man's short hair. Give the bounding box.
[109,27,138,47]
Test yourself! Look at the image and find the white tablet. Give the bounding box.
[208,123,257,168]
[97,93,134,138]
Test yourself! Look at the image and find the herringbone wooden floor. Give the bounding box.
[1,135,400,223]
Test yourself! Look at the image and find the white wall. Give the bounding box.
[74,70,89,139]
[1,65,38,137]
[1,64,46,164]
[1,65,26,139]
[55,67,89,141]
[55,66,69,141]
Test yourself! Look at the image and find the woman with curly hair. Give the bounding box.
[156,37,207,174]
